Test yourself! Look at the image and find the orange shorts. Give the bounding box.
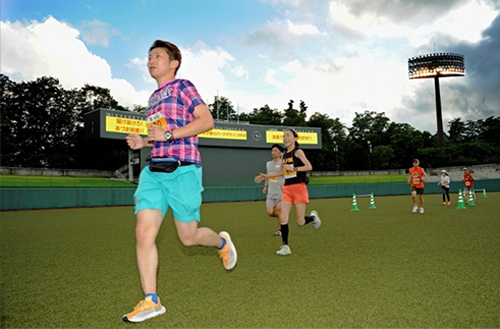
[282,183,309,205]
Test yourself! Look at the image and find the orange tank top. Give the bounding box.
[409,166,424,188]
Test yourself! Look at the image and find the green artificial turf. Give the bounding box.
[0,173,408,188]
[0,175,136,188]
[309,174,408,185]
[1,193,499,328]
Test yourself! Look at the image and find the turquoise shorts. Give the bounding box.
[134,165,203,222]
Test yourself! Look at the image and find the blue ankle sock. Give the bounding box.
[217,237,226,250]
[145,293,158,304]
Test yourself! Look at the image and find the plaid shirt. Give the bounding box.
[147,79,204,165]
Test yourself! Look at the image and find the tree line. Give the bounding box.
[1,74,499,172]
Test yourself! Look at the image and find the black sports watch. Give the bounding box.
[164,130,174,143]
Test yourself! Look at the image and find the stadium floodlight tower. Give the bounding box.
[408,52,465,147]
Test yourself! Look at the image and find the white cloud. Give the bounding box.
[286,20,322,36]
[127,57,150,83]
[2,0,498,136]
[0,16,147,107]
[250,54,408,129]
[176,42,235,103]
[79,19,120,47]
[264,68,286,89]
[231,65,247,78]
[243,0,499,131]
[1,16,244,112]
[426,1,498,44]
[328,0,497,45]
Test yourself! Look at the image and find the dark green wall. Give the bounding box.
[2,179,499,211]
[200,146,270,181]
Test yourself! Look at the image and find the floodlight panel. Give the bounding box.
[408,53,465,79]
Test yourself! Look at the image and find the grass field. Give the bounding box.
[309,174,408,185]
[0,174,137,188]
[0,174,407,188]
[1,193,500,328]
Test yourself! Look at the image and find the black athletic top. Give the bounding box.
[282,148,307,186]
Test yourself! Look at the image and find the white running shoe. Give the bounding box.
[419,207,424,214]
[218,231,237,270]
[412,205,418,213]
[276,245,292,256]
[310,210,321,229]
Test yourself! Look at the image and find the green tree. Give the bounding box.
[307,113,346,171]
[421,130,438,148]
[371,145,395,170]
[2,73,498,172]
[479,116,500,145]
[387,122,424,168]
[448,118,467,143]
[81,85,127,112]
[345,111,388,170]
[208,95,237,121]
[8,76,69,167]
[244,104,283,125]
[131,104,148,114]
[0,74,18,166]
[0,74,128,169]
[307,113,332,171]
[282,100,307,127]
[349,110,390,146]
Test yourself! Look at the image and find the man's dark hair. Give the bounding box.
[149,40,182,75]
[271,144,284,153]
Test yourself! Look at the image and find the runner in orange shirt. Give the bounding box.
[407,159,427,213]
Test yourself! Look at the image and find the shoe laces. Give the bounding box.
[134,299,155,311]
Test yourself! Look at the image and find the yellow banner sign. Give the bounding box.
[266,131,318,145]
[199,129,247,140]
[106,116,147,135]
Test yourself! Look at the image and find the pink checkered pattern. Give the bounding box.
[148,79,204,165]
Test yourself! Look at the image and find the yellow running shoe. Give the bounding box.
[122,296,166,323]
[218,231,237,270]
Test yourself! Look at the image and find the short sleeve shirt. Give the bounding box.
[147,79,204,165]
[463,173,474,187]
[266,159,283,199]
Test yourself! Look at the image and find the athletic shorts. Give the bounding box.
[411,186,424,195]
[266,197,281,208]
[464,186,474,193]
[282,182,309,205]
[134,165,203,223]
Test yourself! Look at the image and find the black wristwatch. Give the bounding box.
[164,130,174,143]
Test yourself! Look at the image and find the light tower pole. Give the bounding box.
[408,53,465,147]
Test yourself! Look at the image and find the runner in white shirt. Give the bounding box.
[437,169,451,206]
[262,144,284,236]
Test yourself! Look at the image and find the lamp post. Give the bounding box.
[333,140,339,172]
[367,140,372,174]
[408,53,465,147]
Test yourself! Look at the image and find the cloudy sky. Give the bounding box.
[1,0,499,133]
